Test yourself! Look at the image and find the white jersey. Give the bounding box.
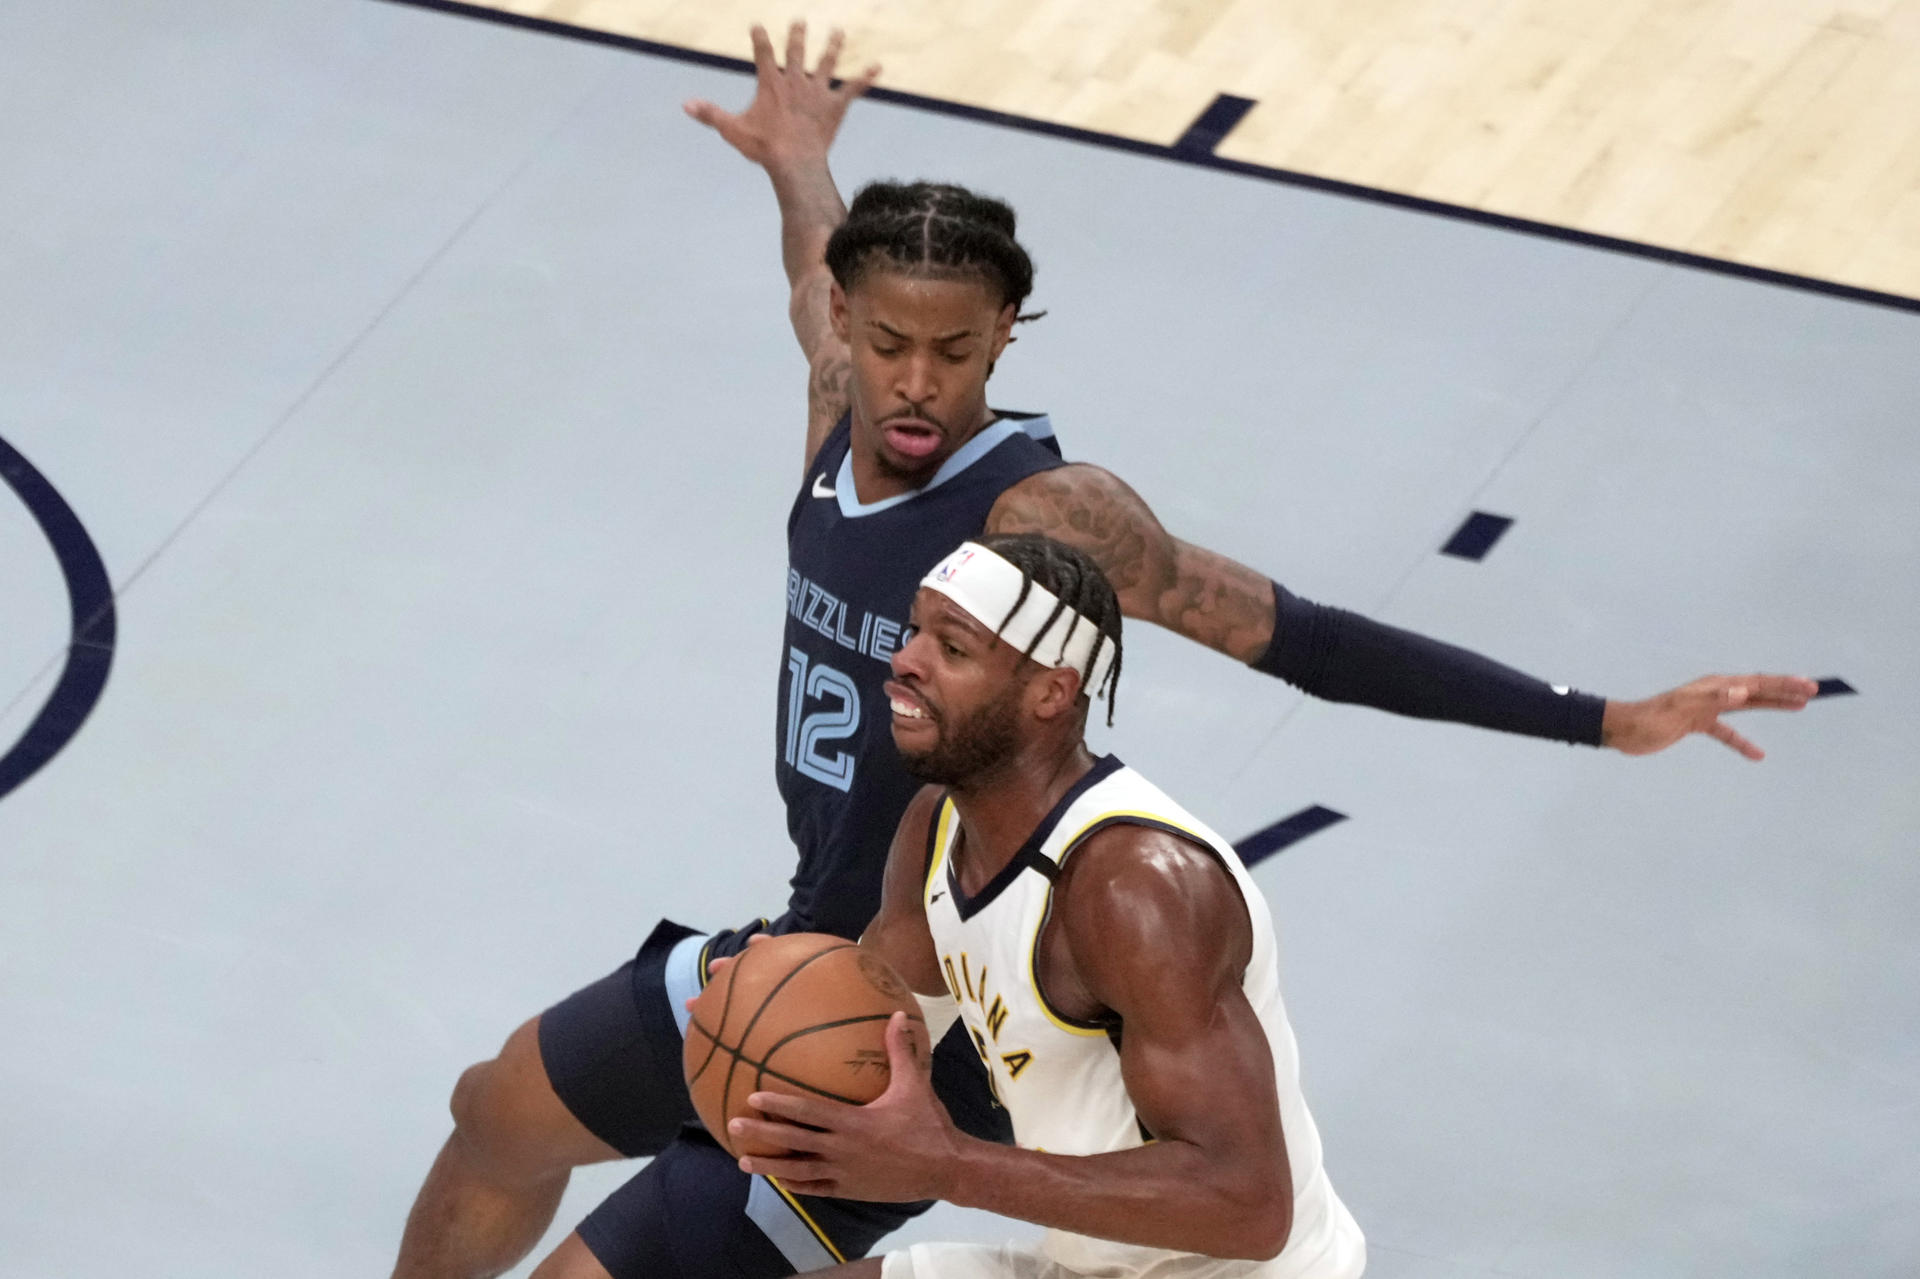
[921,757,1365,1279]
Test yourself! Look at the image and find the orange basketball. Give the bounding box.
[683,933,925,1158]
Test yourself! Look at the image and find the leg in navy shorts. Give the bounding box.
[537,918,1010,1279]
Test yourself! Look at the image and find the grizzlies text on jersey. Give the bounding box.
[776,412,1063,940]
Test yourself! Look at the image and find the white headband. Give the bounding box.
[920,542,1116,700]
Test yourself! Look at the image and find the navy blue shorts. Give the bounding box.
[537,918,1010,1279]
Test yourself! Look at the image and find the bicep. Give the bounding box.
[986,466,1274,662]
[804,349,852,473]
[792,265,851,472]
[1116,983,1284,1171]
[1063,837,1286,1175]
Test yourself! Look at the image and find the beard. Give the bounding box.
[899,681,1024,786]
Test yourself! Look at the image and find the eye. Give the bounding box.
[873,344,903,358]
[942,351,970,365]
[942,640,964,657]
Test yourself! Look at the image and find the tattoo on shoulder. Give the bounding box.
[988,465,1274,661]
[987,466,1166,597]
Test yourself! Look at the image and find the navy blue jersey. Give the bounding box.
[776,412,1064,939]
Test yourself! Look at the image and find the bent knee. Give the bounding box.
[446,1019,595,1175]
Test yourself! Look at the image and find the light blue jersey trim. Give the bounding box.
[664,931,708,1038]
[746,1176,839,1271]
[832,415,1053,519]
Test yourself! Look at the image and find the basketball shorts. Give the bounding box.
[537,917,1012,1279]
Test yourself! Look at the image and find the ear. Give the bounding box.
[988,302,1016,362]
[830,281,852,343]
[1026,664,1085,723]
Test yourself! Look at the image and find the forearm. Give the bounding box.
[1255,580,1606,745]
[766,155,846,289]
[943,1134,1285,1260]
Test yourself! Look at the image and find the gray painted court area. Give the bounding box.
[1,1,1914,1276]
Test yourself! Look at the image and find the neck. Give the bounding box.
[848,403,998,503]
[946,739,1098,896]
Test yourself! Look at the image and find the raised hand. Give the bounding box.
[1602,673,1819,760]
[684,21,880,170]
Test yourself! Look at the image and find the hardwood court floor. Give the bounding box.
[459,0,1920,301]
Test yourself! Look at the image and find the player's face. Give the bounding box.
[884,589,1030,785]
[832,270,1016,484]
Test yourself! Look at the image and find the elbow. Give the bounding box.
[1220,1179,1292,1261]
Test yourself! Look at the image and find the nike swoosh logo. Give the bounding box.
[929,891,945,904]
[812,475,836,499]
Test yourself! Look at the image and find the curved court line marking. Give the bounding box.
[376,0,1920,316]
[0,434,116,801]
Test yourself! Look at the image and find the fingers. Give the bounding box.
[844,61,883,99]
[1708,718,1764,761]
[682,99,732,130]
[1741,673,1818,709]
[749,23,777,79]
[748,1089,838,1127]
[785,19,807,75]
[885,1011,927,1077]
[816,28,843,81]
[731,1113,830,1154]
[740,1159,836,1195]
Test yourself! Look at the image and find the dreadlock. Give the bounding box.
[825,181,1044,324]
[974,533,1123,726]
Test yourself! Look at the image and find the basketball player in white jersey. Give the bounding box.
[723,532,1367,1278]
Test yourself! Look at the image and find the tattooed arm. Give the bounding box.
[686,21,877,467]
[985,465,1816,755]
[987,465,1274,661]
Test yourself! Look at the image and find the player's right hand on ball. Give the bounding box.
[683,22,880,168]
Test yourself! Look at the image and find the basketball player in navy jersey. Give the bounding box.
[387,23,1814,1279]
[731,534,1361,1278]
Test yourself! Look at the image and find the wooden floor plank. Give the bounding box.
[440,0,1920,298]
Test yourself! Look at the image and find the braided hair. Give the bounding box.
[825,181,1043,323]
[975,533,1123,726]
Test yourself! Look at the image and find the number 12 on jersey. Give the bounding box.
[784,647,860,792]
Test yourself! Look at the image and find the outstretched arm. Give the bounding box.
[685,22,878,466]
[987,464,1817,758]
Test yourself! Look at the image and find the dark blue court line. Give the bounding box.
[0,435,116,801]
[374,0,1920,316]
[1236,805,1348,867]
[1173,94,1257,157]
[1440,511,1515,561]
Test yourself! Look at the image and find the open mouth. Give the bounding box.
[882,419,943,461]
[884,680,933,723]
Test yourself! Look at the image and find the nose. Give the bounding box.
[890,621,930,681]
[898,352,937,407]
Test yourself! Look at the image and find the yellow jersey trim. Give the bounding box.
[767,1177,846,1263]
[924,798,956,907]
[1027,809,1213,1039]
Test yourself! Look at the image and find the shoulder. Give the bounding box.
[1055,823,1251,993]
[889,784,949,878]
[990,462,1142,520]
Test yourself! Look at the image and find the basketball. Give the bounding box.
[683,933,926,1158]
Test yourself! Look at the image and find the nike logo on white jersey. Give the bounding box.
[812,475,836,499]
[930,891,945,904]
